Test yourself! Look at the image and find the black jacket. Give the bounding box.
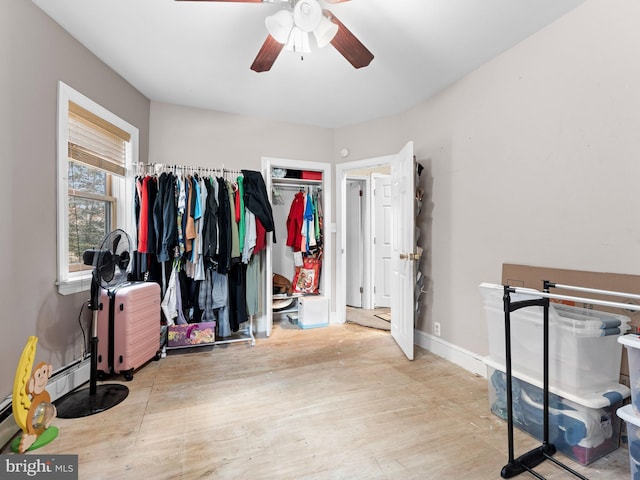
[241,170,276,242]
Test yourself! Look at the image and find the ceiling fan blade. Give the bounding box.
[324,10,373,69]
[174,0,263,3]
[251,34,285,72]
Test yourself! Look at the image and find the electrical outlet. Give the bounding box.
[434,322,441,337]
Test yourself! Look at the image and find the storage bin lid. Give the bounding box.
[483,355,630,409]
[480,283,630,338]
[553,303,629,333]
[619,333,640,348]
[617,403,640,427]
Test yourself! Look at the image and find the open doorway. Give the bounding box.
[338,159,393,331]
[344,173,392,331]
[336,142,416,360]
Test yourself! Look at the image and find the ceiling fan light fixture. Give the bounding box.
[286,26,311,53]
[313,15,338,48]
[265,9,293,44]
[293,0,322,33]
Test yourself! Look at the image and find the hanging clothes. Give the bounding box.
[236,175,246,253]
[137,176,150,253]
[156,172,178,262]
[245,253,261,317]
[161,264,188,326]
[286,191,305,252]
[176,175,186,256]
[313,190,321,246]
[242,209,256,264]
[134,165,269,348]
[254,217,266,254]
[227,180,241,264]
[228,263,248,332]
[201,177,219,263]
[242,169,276,242]
[302,191,315,252]
[145,176,158,255]
[216,176,232,274]
[192,176,208,281]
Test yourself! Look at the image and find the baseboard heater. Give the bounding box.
[0,356,91,450]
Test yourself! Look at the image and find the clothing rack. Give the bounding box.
[496,282,640,479]
[134,161,257,350]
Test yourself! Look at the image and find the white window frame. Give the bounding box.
[56,81,138,295]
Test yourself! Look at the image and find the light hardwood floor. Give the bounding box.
[5,322,631,479]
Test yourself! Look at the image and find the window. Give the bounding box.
[57,82,138,295]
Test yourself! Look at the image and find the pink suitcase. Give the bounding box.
[97,281,161,380]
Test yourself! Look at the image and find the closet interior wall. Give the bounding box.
[271,182,322,285]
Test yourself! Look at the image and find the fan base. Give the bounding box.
[55,384,129,419]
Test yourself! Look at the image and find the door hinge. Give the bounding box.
[359,190,363,197]
[360,287,364,294]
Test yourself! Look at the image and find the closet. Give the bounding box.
[261,157,332,336]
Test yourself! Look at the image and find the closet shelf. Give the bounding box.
[272,177,321,186]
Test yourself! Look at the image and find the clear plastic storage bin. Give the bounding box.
[480,283,630,395]
[484,357,628,465]
[619,334,640,414]
[616,404,640,479]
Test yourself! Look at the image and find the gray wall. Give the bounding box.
[1,1,150,400]
[334,0,640,358]
[149,102,334,169]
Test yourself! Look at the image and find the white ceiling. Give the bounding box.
[33,0,585,128]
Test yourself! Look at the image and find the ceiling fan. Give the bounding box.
[176,0,374,72]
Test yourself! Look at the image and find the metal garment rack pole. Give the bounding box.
[133,161,242,178]
[499,282,640,479]
[213,315,256,347]
[543,281,640,302]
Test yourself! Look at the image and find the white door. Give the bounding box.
[346,180,363,307]
[390,142,416,360]
[373,174,391,308]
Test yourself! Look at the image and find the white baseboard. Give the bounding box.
[0,357,91,449]
[415,330,487,377]
[47,358,92,403]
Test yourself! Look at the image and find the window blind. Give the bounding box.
[68,101,128,176]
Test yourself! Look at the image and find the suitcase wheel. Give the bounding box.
[123,370,134,381]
